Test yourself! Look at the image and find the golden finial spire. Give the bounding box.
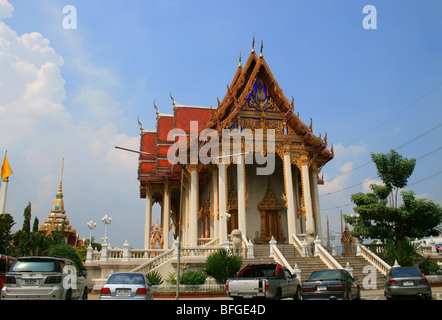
[51,157,65,214]
[58,157,64,193]
[153,99,159,116]
[260,39,263,58]
[239,50,242,67]
[252,35,255,53]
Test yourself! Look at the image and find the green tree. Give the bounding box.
[49,243,83,271]
[346,150,442,246]
[0,213,15,254]
[16,203,32,256]
[204,249,242,284]
[371,150,416,208]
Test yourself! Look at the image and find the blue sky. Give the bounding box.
[1,0,441,248]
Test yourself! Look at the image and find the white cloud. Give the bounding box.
[362,177,383,193]
[333,143,368,162]
[0,0,13,20]
[0,1,143,246]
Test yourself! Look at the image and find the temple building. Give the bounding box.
[39,158,81,246]
[137,41,334,250]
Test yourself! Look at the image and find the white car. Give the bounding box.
[1,256,88,300]
[100,272,154,300]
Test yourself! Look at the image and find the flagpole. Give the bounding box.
[0,151,10,214]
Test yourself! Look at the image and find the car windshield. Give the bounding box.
[10,258,60,272]
[107,273,145,284]
[308,270,342,281]
[238,266,276,278]
[390,268,422,278]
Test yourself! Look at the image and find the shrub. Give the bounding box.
[419,259,441,275]
[146,270,163,285]
[167,272,177,285]
[179,270,207,285]
[384,240,419,267]
[48,243,83,271]
[204,249,242,284]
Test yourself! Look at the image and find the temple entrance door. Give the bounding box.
[265,211,278,240]
[227,210,238,235]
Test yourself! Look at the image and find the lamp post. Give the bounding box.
[114,145,248,300]
[101,215,112,244]
[86,220,96,246]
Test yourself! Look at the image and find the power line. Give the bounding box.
[322,122,442,184]
[346,81,442,146]
[322,170,442,213]
[320,146,442,197]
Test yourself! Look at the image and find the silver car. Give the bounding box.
[100,272,153,300]
[1,256,88,300]
[382,267,432,300]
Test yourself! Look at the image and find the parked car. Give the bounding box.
[382,267,432,300]
[0,255,16,294]
[100,272,154,300]
[1,256,88,300]
[226,263,302,300]
[301,269,360,300]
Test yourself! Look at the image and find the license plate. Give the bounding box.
[117,289,130,296]
[403,281,414,286]
[317,286,327,291]
[23,278,39,285]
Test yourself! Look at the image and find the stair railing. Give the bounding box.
[359,244,390,275]
[314,237,344,269]
[269,237,295,274]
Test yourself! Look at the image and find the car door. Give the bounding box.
[65,261,81,299]
[284,268,297,296]
[344,271,358,298]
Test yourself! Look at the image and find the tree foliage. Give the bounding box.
[346,150,442,246]
[0,213,15,254]
[204,249,242,284]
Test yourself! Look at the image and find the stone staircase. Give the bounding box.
[241,244,384,289]
[241,244,329,281]
[334,255,385,289]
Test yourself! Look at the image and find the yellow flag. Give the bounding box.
[1,156,13,180]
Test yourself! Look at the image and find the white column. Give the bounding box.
[301,161,315,239]
[189,168,198,247]
[163,184,170,248]
[237,155,246,238]
[218,163,227,244]
[283,154,296,244]
[311,169,322,241]
[144,192,152,250]
[212,169,219,240]
[0,179,9,214]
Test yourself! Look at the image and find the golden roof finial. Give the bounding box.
[252,35,255,53]
[239,50,242,67]
[153,99,159,116]
[58,157,64,194]
[260,39,263,58]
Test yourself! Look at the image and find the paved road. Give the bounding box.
[89,286,442,300]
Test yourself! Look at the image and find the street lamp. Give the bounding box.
[114,146,249,300]
[101,215,112,244]
[86,220,96,246]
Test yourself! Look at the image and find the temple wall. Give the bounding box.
[245,157,288,241]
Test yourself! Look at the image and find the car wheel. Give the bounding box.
[355,287,361,300]
[81,288,88,300]
[273,289,282,300]
[293,286,302,300]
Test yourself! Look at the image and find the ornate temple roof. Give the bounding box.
[38,158,79,246]
[137,40,334,198]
